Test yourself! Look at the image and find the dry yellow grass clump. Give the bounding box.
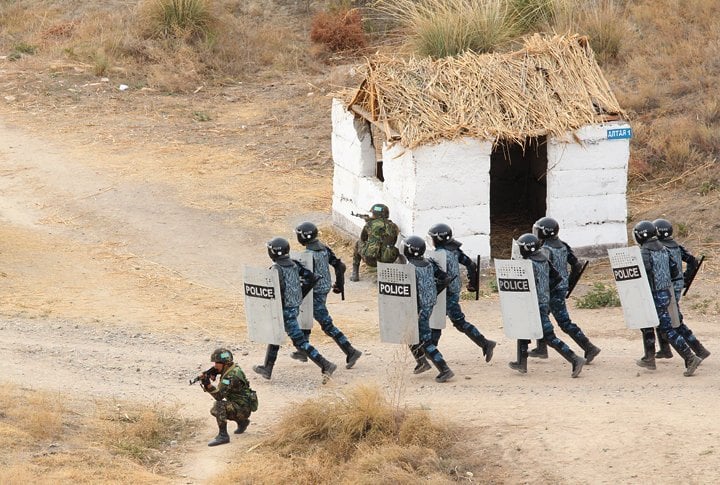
[0,384,199,483]
[213,385,484,484]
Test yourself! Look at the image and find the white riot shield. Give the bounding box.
[668,291,681,328]
[427,250,447,330]
[495,259,543,339]
[377,262,419,344]
[291,251,314,330]
[511,238,522,260]
[243,266,286,345]
[608,247,659,330]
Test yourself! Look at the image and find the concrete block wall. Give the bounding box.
[546,122,631,256]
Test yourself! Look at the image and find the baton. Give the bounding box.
[566,260,588,298]
[682,255,704,296]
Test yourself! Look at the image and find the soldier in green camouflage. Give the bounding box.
[201,348,258,446]
[350,203,400,281]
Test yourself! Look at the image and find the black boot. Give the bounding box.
[552,340,585,378]
[508,340,528,374]
[637,328,656,370]
[432,359,454,383]
[528,339,548,359]
[291,330,311,362]
[307,351,337,383]
[339,339,363,369]
[570,355,585,378]
[688,340,711,360]
[253,345,276,380]
[208,423,230,446]
[349,264,360,282]
[655,329,673,359]
[234,419,250,434]
[583,344,601,364]
[680,347,702,377]
[410,344,431,374]
[463,324,496,363]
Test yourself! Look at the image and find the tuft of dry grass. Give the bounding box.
[212,384,474,484]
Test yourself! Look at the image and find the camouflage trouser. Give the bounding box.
[210,400,251,426]
[549,287,591,350]
[352,240,377,267]
[540,303,575,360]
[313,291,351,352]
[653,289,692,354]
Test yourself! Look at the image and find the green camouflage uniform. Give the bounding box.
[353,217,400,267]
[208,364,256,426]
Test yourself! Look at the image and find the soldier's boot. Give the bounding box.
[208,423,230,446]
[508,340,528,374]
[307,351,337,383]
[637,328,657,370]
[528,339,548,359]
[688,340,711,360]
[431,328,442,347]
[432,358,454,383]
[253,347,275,380]
[583,343,601,365]
[410,344,431,374]
[349,264,360,282]
[555,345,585,378]
[463,325,496,363]
[234,419,250,434]
[680,347,702,377]
[655,330,673,359]
[291,329,312,362]
[340,341,363,369]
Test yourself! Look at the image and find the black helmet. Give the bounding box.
[211,348,233,364]
[295,221,318,245]
[517,233,541,258]
[370,203,389,219]
[267,237,290,261]
[533,217,559,239]
[633,221,657,244]
[428,223,453,246]
[653,218,673,240]
[402,235,426,259]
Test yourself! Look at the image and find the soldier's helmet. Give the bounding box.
[295,221,318,245]
[653,219,673,240]
[370,203,389,219]
[428,223,453,246]
[533,217,559,240]
[402,235,426,259]
[211,348,233,364]
[267,237,291,261]
[517,233,541,259]
[633,221,657,244]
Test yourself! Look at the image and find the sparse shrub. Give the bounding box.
[142,0,215,41]
[310,8,368,52]
[575,282,621,308]
[699,180,717,196]
[676,222,689,238]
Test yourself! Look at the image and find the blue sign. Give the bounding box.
[607,127,632,140]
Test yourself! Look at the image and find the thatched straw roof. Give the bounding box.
[348,34,626,148]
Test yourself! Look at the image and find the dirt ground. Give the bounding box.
[1,70,719,484]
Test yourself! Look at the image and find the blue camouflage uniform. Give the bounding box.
[302,240,360,366]
[430,241,494,361]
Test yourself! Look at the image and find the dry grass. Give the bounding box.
[212,384,481,484]
[0,384,199,483]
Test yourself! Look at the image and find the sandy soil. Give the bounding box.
[1,78,719,484]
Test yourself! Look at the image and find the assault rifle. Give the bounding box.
[350,211,371,221]
[683,255,704,296]
[475,255,481,301]
[189,366,219,387]
[566,260,589,298]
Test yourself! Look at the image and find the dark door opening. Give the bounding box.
[490,136,548,258]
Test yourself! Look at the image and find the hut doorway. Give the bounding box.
[489,136,548,258]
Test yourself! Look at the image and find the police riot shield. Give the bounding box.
[608,247,659,330]
[495,259,543,339]
[243,266,286,345]
[377,262,419,344]
[291,251,314,330]
[668,290,681,328]
[427,250,447,330]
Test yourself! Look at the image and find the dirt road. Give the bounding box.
[1,104,719,484]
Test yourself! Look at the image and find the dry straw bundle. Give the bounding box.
[349,33,626,148]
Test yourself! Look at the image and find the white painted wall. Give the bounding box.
[331,98,630,261]
[547,122,631,255]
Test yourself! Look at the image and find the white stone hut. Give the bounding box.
[331,34,631,262]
